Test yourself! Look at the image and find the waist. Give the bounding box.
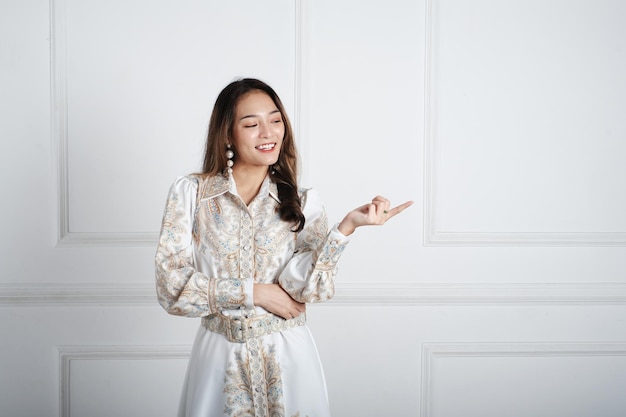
[202,312,306,343]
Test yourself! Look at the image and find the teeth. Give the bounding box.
[256,143,275,150]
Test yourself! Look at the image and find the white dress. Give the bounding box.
[155,173,350,417]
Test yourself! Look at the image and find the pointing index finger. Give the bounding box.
[386,201,414,219]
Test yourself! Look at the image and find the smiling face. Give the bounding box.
[230,90,285,173]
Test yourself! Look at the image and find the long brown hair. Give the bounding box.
[201,78,304,232]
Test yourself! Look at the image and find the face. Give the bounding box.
[230,90,284,172]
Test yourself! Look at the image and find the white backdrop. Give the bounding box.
[1,0,626,416]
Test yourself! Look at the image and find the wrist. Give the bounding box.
[253,283,264,307]
[337,219,355,236]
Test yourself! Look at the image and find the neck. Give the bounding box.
[231,165,270,205]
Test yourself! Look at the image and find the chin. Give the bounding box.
[268,157,280,166]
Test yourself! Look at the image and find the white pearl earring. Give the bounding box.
[226,144,234,173]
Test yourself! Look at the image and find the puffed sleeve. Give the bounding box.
[155,176,253,317]
[277,188,350,303]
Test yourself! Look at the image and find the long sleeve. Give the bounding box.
[155,176,254,317]
[277,189,350,303]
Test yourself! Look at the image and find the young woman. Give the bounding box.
[155,78,412,417]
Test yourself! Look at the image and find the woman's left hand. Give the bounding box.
[337,196,413,236]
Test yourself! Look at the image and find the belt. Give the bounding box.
[202,312,306,343]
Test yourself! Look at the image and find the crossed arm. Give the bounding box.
[254,196,413,319]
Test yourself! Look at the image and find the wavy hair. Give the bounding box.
[201,78,304,232]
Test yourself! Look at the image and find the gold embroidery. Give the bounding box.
[156,185,212,317]
[224,342,285,417]
[157,177,343,416]
[213,278,246,311]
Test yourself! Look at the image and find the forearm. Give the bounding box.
[278,225,349,303]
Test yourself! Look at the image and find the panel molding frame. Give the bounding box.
[58,345,191,417]
[50,0,303,247]
[422,0,626,247]
[4,282,626,307]
[420,341,626,417]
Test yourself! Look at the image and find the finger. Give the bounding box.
[372,196,390,212]
[386,201,414,219]
[367,203,378,219]
[290,308,304,319]
[372,196,391,215]
[371,200,390,216]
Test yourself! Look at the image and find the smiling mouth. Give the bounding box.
[255,143,276,151]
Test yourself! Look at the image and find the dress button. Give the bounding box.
[243,244,251,251]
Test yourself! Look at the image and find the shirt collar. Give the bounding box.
[199,170,280,203]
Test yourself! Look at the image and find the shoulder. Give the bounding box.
[298,187,324,217]
[164,176,203,209]
[169,175,200,194]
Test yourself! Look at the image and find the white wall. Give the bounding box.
[1,0,625,416]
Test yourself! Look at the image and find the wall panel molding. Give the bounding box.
[51,0,303,248]
[0,283,157,306]
[420,342,626,417]
[58,345,191,417]
[422,0,626,247]
[4,282,626,307]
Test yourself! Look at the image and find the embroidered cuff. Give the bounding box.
[315,226,349,271]
[209,278,250,312]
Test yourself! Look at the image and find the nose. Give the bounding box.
[259,121,272,139]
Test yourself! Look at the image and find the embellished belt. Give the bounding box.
[202,312,306,343]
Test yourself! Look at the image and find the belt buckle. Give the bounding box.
[228,316,242,343]
[229,316,250,343]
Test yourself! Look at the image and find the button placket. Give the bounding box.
[239,210,254,281]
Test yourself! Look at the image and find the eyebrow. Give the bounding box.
[239,109,281,121]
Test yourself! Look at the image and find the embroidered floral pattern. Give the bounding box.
[196,187,295,285]
[155,175,349,416]
[155,183,211,317]
[209,278,247,312]
[224,342,285,417]
[279,208,348,303]
[159,191,188,250]
[251,206,295,283]
[299,210,327,253]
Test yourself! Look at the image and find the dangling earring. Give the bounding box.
[226,144,234,173]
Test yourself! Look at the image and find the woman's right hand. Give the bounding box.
[338,195,413,236]
[253,283,306,320]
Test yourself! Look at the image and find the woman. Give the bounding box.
[155,78,412,417]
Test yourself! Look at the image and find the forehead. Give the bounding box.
[235,90,278,115]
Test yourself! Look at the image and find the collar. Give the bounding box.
[197,171,280,203]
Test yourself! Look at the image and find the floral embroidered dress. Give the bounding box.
[155,173,349,417]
